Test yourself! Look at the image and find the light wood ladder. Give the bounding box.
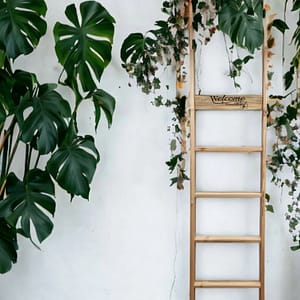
[188,2,268,300]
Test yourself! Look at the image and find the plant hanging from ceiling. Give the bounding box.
[266,0,300,250]
[0,0,116,273]
[121,0,300,250]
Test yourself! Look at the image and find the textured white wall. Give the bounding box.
[0,1,299,300]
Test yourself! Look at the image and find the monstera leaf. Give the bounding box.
[92,89,115,129]
[0,169,55,243]
[0,219,18,274]
[0,0,47,59]
[19,84,71,154]
[121,32,156,64]
[47,135,100,199]
[218,0,263,53]
[54,1,115,92]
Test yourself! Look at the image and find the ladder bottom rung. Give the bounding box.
[195,235,261,243]
[194,280,261,288]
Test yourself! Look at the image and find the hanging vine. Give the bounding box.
[266,0,300,250]
[121,0,300,249]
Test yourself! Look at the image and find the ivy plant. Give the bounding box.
[121,0,300,250]
[0,0,116,273]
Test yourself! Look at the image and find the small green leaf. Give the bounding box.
[284,67,295,90]
[291,245,300,251]
[92,89,115,129]
[266,205,274,213]
[170,139,177,152]
[292,0,300,11]
[272,19,289,34]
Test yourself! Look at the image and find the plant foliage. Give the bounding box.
[0,0,115,273]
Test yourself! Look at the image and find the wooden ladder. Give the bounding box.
[188,2,268,300]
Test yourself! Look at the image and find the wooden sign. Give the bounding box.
[195,94,262,110]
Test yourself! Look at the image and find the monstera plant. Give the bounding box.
[0,0,115,273]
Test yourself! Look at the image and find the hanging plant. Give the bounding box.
[266,0,300,250]
[121,0,190,189]
[0,0,116,273]
[121,0,300,250]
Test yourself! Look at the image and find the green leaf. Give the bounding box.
[0,49,5,67]
[218,0,263,53]
[47,135,100,199]
[121,32,156,64]
[284,67,295,90]
[0,169,55,243]
[292,0,300,11]
[54,1,115,92]
[287,105,297,121]
[0,219,18,274]
[0,0,47,59]
[266,205,274,213]
[291,245,300,251]
[170,139,177,152]
[18,84,71,154]
[92,89,115,129]
[272,19,289,34]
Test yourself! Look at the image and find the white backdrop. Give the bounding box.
[0,1,299,300]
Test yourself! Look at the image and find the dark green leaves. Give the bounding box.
[47,135,99,199]
[121,33,156,64]
[0,219,18,274]
[0,0,47,59]
[54,1,115,92]
[19,84,71,154]
[218,0,263,53]
[272,19,289,34]
[92,89,115,129]
[0,169,55,243]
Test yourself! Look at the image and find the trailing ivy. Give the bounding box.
[267,1,300,250]
[121,0,190,189]
[121,0,300,252]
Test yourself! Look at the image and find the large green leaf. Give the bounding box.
[0,219,18,274]
[0,0,47,59]
[54,1,115,92]
[120,32,156,64]
[218,0,263,53]
[0,169,55,243]
[47,135,100,199]
[19,84,71,154]
[92,89,115,129]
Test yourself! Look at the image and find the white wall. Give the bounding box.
[0,1,299,300]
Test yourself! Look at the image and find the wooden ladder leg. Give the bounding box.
[188,1,196,299]
[260,5,268,300]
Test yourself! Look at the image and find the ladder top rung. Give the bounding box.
[195,95,262,111]
[194,280,261,288]
[195,146,262,153]
[195,235,261,243]
[195,192,262,198]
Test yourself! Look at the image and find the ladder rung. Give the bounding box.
[195,95,262,111]
[194,280,261,288]
[195,192,262,198]
[195,235,261,243]
[195,146,262,153]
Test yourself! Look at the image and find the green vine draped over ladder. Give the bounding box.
[121,0,300,250]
